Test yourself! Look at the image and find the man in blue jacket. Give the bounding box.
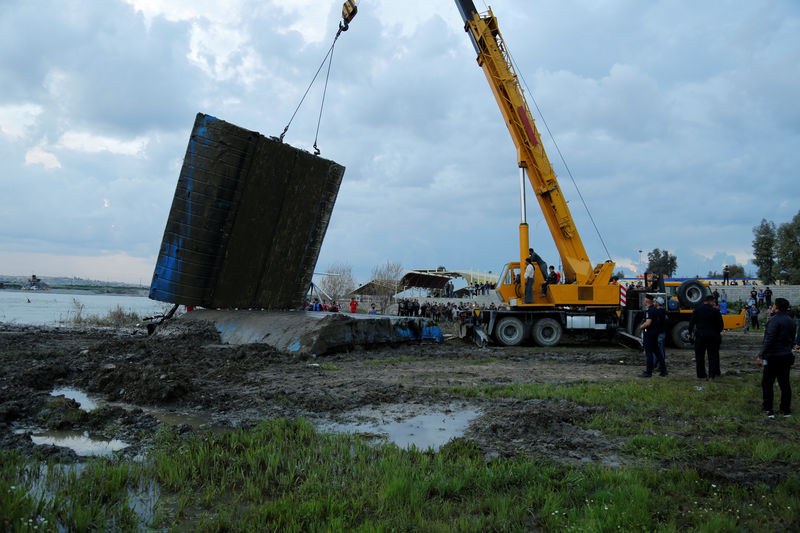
[757,297,796,418]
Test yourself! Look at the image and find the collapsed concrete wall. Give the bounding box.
[178,310,444,356]
[149,113,345,309]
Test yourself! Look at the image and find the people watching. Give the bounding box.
[542,265,558,298]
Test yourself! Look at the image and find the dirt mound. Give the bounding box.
[469,399,626,466]
[86,362,192,404]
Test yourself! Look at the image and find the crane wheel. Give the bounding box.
[670,321,692,348]
[494,317,525,346]
[531,318,563,347]
[677,280,709,307]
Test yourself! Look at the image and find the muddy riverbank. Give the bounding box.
[0,320,788,482]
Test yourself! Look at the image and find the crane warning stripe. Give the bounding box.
[516,106,539,147]
[620,285,627,305]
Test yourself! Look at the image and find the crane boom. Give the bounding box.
[456,1,597,284]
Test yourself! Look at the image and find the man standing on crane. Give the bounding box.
[524,258,534,304]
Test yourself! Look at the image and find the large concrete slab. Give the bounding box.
[149,113,344,309]
[180,310,443,356]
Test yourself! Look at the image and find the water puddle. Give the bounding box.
[24,462,158,526]
[51,386,98,411]
[319,403,480,451]
[30,430,129,456]
[49,386,210,428]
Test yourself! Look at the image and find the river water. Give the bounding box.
[0,289,172,325]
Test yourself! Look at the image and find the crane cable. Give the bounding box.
[279,19,350,155]
[507,50,613,261]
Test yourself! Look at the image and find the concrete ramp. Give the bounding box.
[181,310,443,356]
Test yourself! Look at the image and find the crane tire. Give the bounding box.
[677,280,709,308]
[494,317,525,346]
[531,317,563,347]
[670,321,692,348]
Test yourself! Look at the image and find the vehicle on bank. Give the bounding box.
[452,1,744,348]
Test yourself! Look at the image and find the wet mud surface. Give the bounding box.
[0,321,777,479]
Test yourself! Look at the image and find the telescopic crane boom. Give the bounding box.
[456,0,616,297]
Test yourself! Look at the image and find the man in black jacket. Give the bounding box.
[757,297,796,418]
[688,295,724,379]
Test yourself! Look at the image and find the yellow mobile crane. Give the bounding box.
[339,2,715,347]
[454,0,624,346]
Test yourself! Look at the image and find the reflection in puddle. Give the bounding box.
[51,387,98,411]
[25,463,159,526]
[49,386,210,428]
[320,404,480,451]
[31,430,128,456]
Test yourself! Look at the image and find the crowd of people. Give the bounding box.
[428,280,496,298]
[396,298,500,321]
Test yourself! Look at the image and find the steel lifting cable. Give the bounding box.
[508,51,613,261]
[279,20,349,154]
[312,37,337,155]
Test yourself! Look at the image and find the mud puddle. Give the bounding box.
[50,386,211,428]
[51,386,98,411]
[317,403,480,451]
[28,429,129,456]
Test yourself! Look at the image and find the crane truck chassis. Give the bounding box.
[462,276,746,349]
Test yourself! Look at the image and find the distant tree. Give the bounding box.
[613,270,626,280]
[370,261,404,310]
[728,264,746,278]
[319,262,355,302]
[776,211,800,284]
[707,264,745,279]
[646,249,677,277]
[752,219,777,283]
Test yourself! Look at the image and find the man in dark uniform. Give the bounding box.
[638,295,667,377]
[688,294,724,379]
[542,265,558,298]
[528,248,547,278]
[757,297,796,418]
[654,296,668,375]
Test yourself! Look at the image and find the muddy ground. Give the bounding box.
[0,319,775,477]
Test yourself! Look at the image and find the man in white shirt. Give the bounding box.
[524,258,534,303]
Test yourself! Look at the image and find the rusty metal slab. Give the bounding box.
[149,113,345,309]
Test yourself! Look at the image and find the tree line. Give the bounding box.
[752,210,800,284]
[318,260,403,310]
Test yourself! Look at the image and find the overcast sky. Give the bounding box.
[1,0,798,286]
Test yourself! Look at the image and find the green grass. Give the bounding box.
[2,417,797,531]
[0,453,150,531]
[2,371,798,531]
[447,375,800,465]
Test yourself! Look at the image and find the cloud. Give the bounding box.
[24,147,61,169]
[56,131,149,156]
[0,103,43,140]
[0,0,798,286]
